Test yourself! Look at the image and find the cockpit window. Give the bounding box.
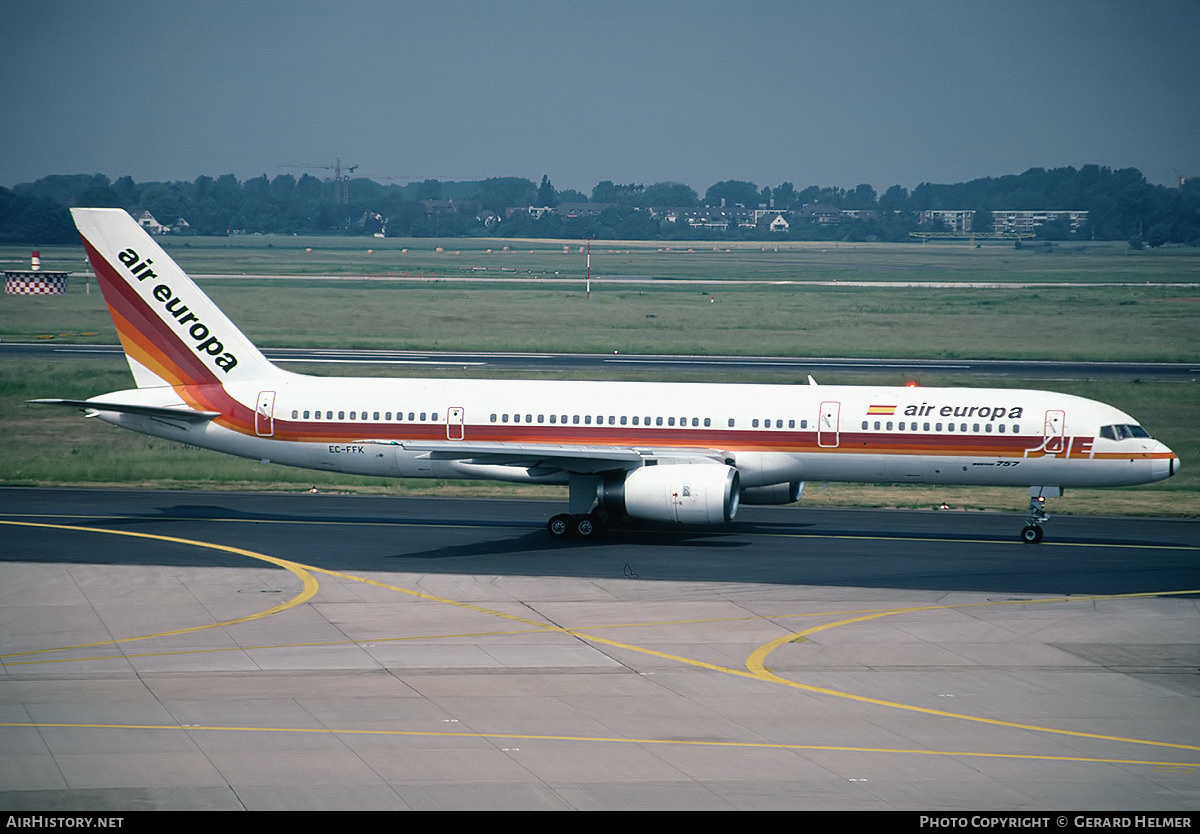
[1099,424,1150,441]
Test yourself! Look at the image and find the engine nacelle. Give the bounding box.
[740,481,804,505]
[601,464,740,524]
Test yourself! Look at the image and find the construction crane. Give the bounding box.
[279,158,359,204]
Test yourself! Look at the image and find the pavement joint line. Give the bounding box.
[4,517,1198,760]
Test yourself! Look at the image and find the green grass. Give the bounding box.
[3,273,1198,361]
[3,235,1195,515]
[9,235,1200,285]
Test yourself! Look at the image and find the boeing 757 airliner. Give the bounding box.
[33,208,1179,542]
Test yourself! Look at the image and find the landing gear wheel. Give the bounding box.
[547,514,573,538]
[1020,524,1044,544]
[575,516,597,538]
[589,506,613,526]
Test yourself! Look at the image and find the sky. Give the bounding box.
[2,0,1198,193]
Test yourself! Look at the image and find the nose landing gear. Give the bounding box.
[1020,487,1060,544]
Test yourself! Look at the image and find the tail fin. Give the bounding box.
[71,208,279,388]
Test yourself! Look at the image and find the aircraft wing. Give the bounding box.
[28,399,222,422]
[359,439,731,474]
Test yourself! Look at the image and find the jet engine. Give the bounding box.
[739,481,804,505]
[600,464,740,524]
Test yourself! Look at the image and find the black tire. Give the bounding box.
[589,506,613,526]
[1020,524,1043,544]
[575,516,596,538]
[547,514,573,538]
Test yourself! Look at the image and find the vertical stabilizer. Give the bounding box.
[71,208,279,388]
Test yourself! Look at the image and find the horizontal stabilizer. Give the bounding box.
[28,399,221,422]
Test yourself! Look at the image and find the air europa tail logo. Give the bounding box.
[117,248,239,372]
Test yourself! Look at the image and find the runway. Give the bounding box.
[2,487,1198,811]
[3,341,1198,380]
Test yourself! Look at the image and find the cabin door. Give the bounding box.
[255,391,276,437]
[818,401,840,448]
[1043,409,1066,456]
[446,406,465,440]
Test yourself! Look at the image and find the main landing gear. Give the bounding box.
[1020,487,1060,544]
[547,474,620,540]
[547,508,612,539]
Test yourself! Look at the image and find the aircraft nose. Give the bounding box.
[1152,445,1180,481]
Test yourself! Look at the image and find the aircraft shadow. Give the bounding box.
[3,489,1198,597]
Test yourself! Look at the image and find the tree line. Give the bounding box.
[2,165,1197,246]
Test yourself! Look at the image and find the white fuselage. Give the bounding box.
[93,372,1178,491]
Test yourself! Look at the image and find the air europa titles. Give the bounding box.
[117,248,238,372]
[904,402,1024,420]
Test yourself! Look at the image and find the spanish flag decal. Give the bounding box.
[867,404,897,416]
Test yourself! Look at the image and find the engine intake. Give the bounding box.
[601,464,740,524]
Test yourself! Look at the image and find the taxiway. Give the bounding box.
[1,488,1198,810]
